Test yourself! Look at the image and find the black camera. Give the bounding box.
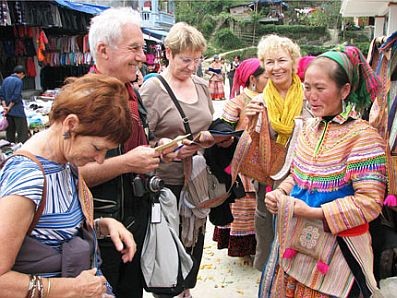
[132,175,164,197]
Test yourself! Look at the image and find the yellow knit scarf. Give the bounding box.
[264,74,303,145]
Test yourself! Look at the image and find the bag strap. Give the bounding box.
[2,150,47,235]
[157,75,193,140]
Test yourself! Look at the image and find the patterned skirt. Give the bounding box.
[208,78,225,100]
[213,193,256,257]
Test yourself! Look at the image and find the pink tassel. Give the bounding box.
[384,195,397,207]
[266,185,273,193]
[316,261,329,275]
[282,248,297,259]
[224,165,231,175]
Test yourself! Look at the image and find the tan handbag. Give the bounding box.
[231,111,286,184]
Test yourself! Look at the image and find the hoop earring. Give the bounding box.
[63,131,71,139]
[250,84,256,92]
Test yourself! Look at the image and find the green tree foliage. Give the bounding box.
[174,0,370,57]
[214,28,243,49]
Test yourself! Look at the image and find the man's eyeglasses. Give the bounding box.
[178,56,203,65]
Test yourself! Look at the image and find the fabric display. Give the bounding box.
[45,35,92,67]
[0,1,95,90]
[369,31,397,204]
[0,0,11,26]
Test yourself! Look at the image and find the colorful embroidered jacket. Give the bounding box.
[279,111,387,235]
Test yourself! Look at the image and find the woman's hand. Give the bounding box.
[73,268,107,297]
[155,138,178,163]
[245,97,264,121]
[293,199,323,219]
[176,139,200,160]
[98,218,136,263]
[265,189,284,214]
[216,136,234,148]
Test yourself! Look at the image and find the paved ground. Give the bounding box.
[143,221,262,298]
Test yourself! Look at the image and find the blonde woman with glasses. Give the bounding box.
[140,22,214,298]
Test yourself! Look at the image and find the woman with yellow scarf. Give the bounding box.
[244,34,312,271]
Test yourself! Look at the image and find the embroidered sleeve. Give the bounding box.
[0,156,45,211]
[322,129,387,234]
[221,97,243,124]
[277,175,295,194]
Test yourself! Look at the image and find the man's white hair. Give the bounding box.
[89,7,141,62]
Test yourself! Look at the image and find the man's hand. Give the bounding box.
[122,145,161,174]
[2,107,9,115]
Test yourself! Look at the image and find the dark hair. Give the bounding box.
[234,55,241,60]
[50,73,132,144]
[245,66,265,87]
[13,65,26,74]
[310,57,350,88]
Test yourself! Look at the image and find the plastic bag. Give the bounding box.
[0,116,8,131]
[380,276,397,297]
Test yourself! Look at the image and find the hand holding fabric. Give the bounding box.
[73,268,107,297]
[245,97,264,121]
[265,189,284,214]
[292,199,324,219]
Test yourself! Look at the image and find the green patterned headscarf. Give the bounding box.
[319,45,380,110]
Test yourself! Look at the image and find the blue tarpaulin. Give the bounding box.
[54,0,109,15]
[142,28,168,41]
[256,0,289,9]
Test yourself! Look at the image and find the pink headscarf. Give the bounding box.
[230,58,261,99]
[297,55,315,82]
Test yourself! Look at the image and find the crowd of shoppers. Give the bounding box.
[0,5,394,298]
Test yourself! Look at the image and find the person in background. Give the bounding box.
[196,56,204,78]
[0,65,29,144]
[206,54,225,100]
[0,73,136,298]
[244,34,312,271]
[140,22,214,298]
[228,55,241,97]
[213,58,268,264]
[81,7,175,298]
[261,45,386,298]
[220,57,227,81]
[297,55,315,82]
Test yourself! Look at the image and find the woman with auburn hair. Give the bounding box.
[260,45,385,298]
[213,58,268,262]
[0,73,135,298]
[244,34,312,271]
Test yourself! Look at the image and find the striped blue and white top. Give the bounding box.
[0,155,84,250]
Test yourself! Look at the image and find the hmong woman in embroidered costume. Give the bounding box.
[206,54,225,100]
[0,74,136,297]
[244,35,312,271]
[260,46,387,297]
[213,58,268,261]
